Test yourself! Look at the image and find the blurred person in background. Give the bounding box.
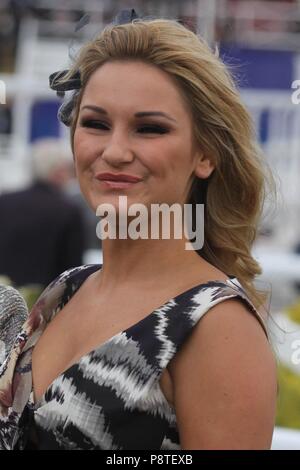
[64,164,101,251]
[0,137,85,287]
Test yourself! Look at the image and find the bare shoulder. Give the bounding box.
[168,298,277,450]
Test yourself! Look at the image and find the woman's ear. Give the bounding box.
[194,152,215,179]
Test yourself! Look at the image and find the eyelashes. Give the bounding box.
[79,119,169,135]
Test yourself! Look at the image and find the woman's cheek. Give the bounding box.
[74,134,94,169]
[74,128,89,153]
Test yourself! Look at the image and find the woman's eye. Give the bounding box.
[80,120,169,134]
[138,126,169,134]
[80,120,108,129]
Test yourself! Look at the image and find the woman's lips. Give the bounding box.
[95,172,143,189]
[97,179,140,189]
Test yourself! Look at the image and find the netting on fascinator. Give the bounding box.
[49,8,140,127]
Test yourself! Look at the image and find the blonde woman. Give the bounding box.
[0,11,277,450]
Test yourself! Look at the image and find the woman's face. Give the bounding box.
[73,60,214,214]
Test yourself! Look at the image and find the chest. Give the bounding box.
[31,288,175,407]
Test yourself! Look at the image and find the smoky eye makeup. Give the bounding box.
[79,117,170,134]
[79,118,108,129]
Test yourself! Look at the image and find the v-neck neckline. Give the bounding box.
[58,263,238,352]
[33,264,238,409]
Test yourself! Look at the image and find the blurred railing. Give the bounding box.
[241,89,300,248]
[0,135,31,193]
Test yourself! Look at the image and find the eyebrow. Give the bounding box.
[80,105,177,123]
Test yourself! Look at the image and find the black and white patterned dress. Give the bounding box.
[0,264,267,450]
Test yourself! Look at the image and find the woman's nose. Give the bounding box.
[100,131,135,166]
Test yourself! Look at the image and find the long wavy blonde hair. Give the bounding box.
[60,18,273,309]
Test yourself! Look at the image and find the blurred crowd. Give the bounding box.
[1,0,299,73]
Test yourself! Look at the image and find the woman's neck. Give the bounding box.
[95,236,204,290]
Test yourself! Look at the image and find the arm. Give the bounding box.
[169,299,277,450]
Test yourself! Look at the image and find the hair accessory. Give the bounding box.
[49,8,140,126]
[114,8,139,25]
[49,69,81,94]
